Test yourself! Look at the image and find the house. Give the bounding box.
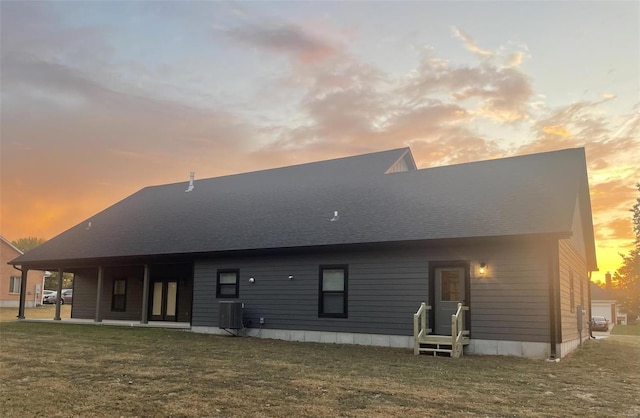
[1,236,46,308]
[9,147,597,359]
[591,281,626,325]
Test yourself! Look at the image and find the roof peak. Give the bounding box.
[158,147,413,188]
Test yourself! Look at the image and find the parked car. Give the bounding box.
[61,289,73,304]
[42,290,63,305]
[591,316,609,332]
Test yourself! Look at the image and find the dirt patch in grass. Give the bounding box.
[1,322,639,417]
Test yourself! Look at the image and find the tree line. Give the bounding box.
[10,237,73,289]
[612,183,640,323]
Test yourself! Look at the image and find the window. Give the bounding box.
[9,276,21,294]
[569,271,575,313]
[319,266,348,318]
[216,269,239,298]
[112,279,127,312]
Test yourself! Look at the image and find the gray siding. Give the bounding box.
[193,239,552,342]
[193,249,429,336]
[558,239,590,343]
[471,243,550,343]
[71,268,98,319]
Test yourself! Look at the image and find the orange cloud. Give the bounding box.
[590,179,637,214]
[542,125,572,137]
[595,217,634,241]
[451,27,494,58]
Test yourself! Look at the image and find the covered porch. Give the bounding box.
[16,260,194,325]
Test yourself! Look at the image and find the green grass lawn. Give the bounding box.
[611,324,640,336]
[1,320,639,417]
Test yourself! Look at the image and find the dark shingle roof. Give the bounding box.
[11,147,596,269]
[591,282,615,300]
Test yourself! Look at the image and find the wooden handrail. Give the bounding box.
[415,302,467,357]
[413,302,431,355]
[451,303,469,358]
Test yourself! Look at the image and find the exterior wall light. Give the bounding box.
[479,263,487,276]
[288,275,294,280]
[249,277,255,284]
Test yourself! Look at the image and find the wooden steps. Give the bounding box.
[413,302,470,358]
[416,334,470,357]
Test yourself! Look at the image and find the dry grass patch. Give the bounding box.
[0,322,638,417]
[0,304,71,321]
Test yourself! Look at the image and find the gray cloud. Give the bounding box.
[225,21,340,65]
[404,55,533,122]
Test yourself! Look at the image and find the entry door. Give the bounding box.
[150,280,178,321]
[434,267,466,335]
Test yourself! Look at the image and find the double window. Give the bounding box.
[9,276,21,294]
[319,266,348,318]
[112,279,127,312]
[217,269,239,298]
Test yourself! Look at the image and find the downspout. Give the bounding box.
[547,239,561,359]
[548,245,557,359]
[587,271,592,321]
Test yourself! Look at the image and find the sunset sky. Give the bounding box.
[1,1,638,282]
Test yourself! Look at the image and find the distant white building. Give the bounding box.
[591,279,627,325]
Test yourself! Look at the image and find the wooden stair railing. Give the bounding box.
[413,302,431,355]
[414,302,469,357]
[451,303,469,358]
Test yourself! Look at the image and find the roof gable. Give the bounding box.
[591,282,615,301]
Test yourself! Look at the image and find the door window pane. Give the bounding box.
[166,282,177,317]
[441,271,461,301]
[152,282,163,316]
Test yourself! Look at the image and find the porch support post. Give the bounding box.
[95,266,104,323]
[17,268,29,319]
[54,268,63,320]
[141,264,150,324]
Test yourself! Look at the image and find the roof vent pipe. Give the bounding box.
[185,172,195,192]
[330,210,339,222]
